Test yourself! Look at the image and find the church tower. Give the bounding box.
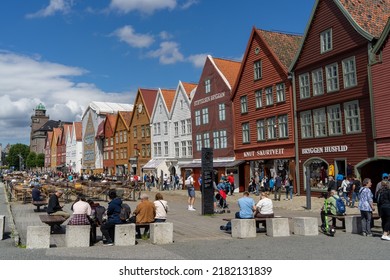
[30,103,50,153]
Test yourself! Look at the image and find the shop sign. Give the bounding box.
[301,145,348,155]
[194,92,225,106]
[243,148,285,158]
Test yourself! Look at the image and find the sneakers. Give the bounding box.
[362,232,367,236]
[188,206,196,211]
[381,235,390,241]
[366,233,373,237]
[103,240,114,246]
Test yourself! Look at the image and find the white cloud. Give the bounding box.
[187,53,208,68]
[0,51,132,145]
[181,0,199,10]
[26,0,73,18]
[159,31,173,40]
[147,41,184,64]
[109,0,177,14]
[112,25,155,48]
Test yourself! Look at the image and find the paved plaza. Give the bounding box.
[0,183,389,260]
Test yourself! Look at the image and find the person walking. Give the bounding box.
[186,172,196,211]
[377,181,390,241]
[358,178,375,237]
[274,173,282,201]
[228,172,235,196]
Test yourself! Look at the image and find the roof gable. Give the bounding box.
[160,89,176,113]
[212,57,241,89]
[73,122,82,141]
[181,82,197,98]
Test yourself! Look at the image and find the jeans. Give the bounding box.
[286,186,293,200]
[100,221,117,242]
[351,192,359,207]
[274,187,281,200]
[360,210,372,234]
[343,192,350,204]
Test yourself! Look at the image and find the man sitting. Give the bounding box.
[236,191,256,219]
[320,189,341,229]
[46,190,70,220]
[133,193,156,239]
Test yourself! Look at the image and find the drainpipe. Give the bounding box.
[291,72,300,196]
[367,42,377,157]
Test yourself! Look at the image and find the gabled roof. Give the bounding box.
[181,82,197,98]
[73,122,82,141]
[119,111,132,130]
[45,131,53,149]
[36,120,64,132]
[212,57,241,89]
[257,29,302,69]
[290,0,390,71]
[160,89,176,113]
[62,124,73,144]
[53,127,62,146]
[139,88,158,117]
[104,114,118,135]
[338,0,390,38]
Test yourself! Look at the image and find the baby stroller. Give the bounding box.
[215,184,230,213]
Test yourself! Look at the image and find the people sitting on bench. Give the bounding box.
[68,194,91,225]
[255,191,274,228]
[221,191,255,231]
[100,190,123,246]
[132,193,156,239]
[47,190,70,220]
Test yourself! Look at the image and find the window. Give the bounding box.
[157,123,161,135]
[141,126,145,138]
[153,143,157,156]
[266,87,273,106]
[164,141,169,156]
[219,103,226,121]
[205,79,211,94]
[181,120,186,135]
[278,115,288,138]
[105,138,108,147]
[342,57,357,88]
[242,122,250,143]
[174,142,179,157]
[133,126,137,138]
[326,63,339,92]
[119,131,123,143]
[180,100,184,109]
[213,131,220,149]
[195,110,201,126]
[300,111,313,138]
[276,83,285,103]
[312,68,324,96]
[153,123,157,135]
[327,105,342,136]
[110,137,114,146]
[115,149,119,160]
[181,141,187,157]
[123,131,127,142]
[186,119,192,134]
[146,144,151,156]
[344,100,361,133]
[313,108,327,137]
[164,121,168,135]
[240,96,248,114]
[115,134,118,144]
[203,133,210,148]
[146,126,150,137]
[157,142,162,156]
[187,141,192,156]
[140,146,145,157]
[299,73,310,99]
[202,108,209,124]
[220,130,227,148]
[267,117,276,139]
[255,90,262,109]
[320,28,332,53]
[196,134,202,151]
[256,119,265,141]
[174,122,179,137]
[254,60,262,80]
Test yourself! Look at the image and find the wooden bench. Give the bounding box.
[328,213,380,229]
[39,215,66,233]
[32,200,48,212]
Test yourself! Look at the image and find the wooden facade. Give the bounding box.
[114,111,132,175]
[290,0,390,194]
[232,28,302,192]
[103,114,117,176]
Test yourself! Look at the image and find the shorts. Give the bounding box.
[187,187,195,198]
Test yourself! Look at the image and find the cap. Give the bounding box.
[382,173,389,179]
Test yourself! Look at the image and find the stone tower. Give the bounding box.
[30,103,50,153]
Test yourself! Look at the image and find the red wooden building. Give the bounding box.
[231,28,302,192]
[102,113,117,176]
[289,0,390,194]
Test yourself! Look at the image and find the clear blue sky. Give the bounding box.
[0,0,315,146]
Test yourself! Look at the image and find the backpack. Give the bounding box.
[353,180,361,193]
[335,196,346,214]
[120,203,131,222]
[94,205,106,225]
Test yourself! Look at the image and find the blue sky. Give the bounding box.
[0,0,314,146]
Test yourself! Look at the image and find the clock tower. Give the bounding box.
[30,103,50,153]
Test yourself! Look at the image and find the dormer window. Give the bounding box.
[205,79,211,94]
[320,29,332,53]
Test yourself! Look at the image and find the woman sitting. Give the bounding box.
[255,192,274,228]
[68,194,92,225]
[154,192,169,223]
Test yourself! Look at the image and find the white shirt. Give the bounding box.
[154,200,168,219]
[341,179,350,192]
[72,200,92,215]
[256,197,273,215]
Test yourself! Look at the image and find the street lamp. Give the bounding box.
[17,154,23,171]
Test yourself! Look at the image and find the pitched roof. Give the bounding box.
[160,89,176,112]
[338,0,390,38]
[139,88,158,116]
[74,122,82,141]
[212,57,241,88]
[105,114,118,134]
[181,82,197,98]
[257,29,302,69]
[119,111,133,129]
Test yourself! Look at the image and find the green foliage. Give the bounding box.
[5,143,30,171]
[36,153,45,168]
[26,152,37,169]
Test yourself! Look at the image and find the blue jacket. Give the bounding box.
[107,197,123,224]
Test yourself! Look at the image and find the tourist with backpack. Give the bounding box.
[320,190,343,229]
[100,190,123,246]
[339,176,350,206]
[350,176,361,208]
[358,178,375,237]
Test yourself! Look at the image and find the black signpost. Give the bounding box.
[201,148,214,215]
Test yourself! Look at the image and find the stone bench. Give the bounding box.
[26,225,50,249]
[266,218,290,237]
[0,215,4,240]
[231,219,256,238]
[150,222,173,244]
[32,200,48,212]
[65,225,91,247]
[115,224,136,246]
[345,215,362,234]
[292,217,318,236]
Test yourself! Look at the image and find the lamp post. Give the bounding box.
[17,154,23,171]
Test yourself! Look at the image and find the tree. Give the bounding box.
[26,152,37,169]
[36,153,45,168]
[5,144,30,171]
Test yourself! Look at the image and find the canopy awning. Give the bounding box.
[180,160,245,169]
[142,159,165,169]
